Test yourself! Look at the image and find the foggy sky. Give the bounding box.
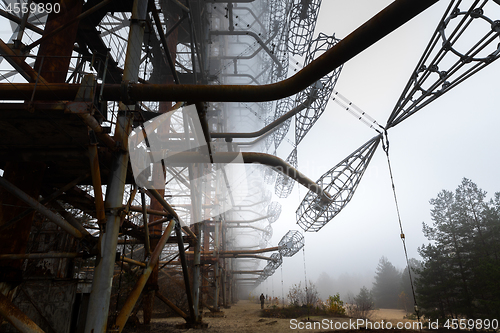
[261,0,500,299]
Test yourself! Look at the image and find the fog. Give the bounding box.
[255,0,500,300]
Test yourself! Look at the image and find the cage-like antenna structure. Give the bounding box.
[274,148,298,198]
[273,97,295,149]
[263,165,277,185]
[264,115,275,152]
[386,0,500,128]
[266,201,282,223]
[260,224,274,247]
[278,230,305,257]
[295,33,342,146]
[263,189,273,204]
[269,0,292,82]
[288,0,322,56]
[263,253,283,275]
[296,135,381,232]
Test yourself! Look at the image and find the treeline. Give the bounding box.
[320,178,500,321]
[417,178,500,320]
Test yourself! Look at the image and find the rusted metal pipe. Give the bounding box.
[160,151,331,203]
[210,96,312,139]
[146,188,179,220]
[0,176,83,239]
[77,113,117,150]
[0,0,438,102]
[120,256,147,268]
[0,292,45,333]
[114,219,175,332]
[149,0,180,84]
[187,247,279,256]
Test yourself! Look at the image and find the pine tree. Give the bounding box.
[400,258,421,312]
[417,179,500,320]
[372,256,401,308]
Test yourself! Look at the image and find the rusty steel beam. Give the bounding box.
[88,144,106,224]
[155,292,189,320]
[146,188,198,242]
[0,39,48,84]
[0,0,438,102]
[174,221,196,322]
[120,256,146,268]
[0,292,45,333]
[140,189,151,256]
[46,200,93,239]
[0,173,89,233]
[76,112,117,150]
[22,0,113,53]
[128,205,171,216]
[114,219,176,332]
[0,176,83,239]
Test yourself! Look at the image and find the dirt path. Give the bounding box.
[148,300,300,332]
[129,301,420,332]
[138,299,346,332]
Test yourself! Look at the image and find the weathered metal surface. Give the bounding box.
[0,162,46,283]
[0,39,48,84]
[88,144,106,224]
[114,220,176,332]
[155,292,188,320]
[0,177,83,239]
[33,0,82,83]
[0,292,44,333]
[1,281,78,333]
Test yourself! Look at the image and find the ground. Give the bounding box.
[123,300,426,332]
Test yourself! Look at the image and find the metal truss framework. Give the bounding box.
[386,0,500,128]
[3,0,487,331]
[296,136,381,232]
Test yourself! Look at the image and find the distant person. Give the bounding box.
[260,293,265,309]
